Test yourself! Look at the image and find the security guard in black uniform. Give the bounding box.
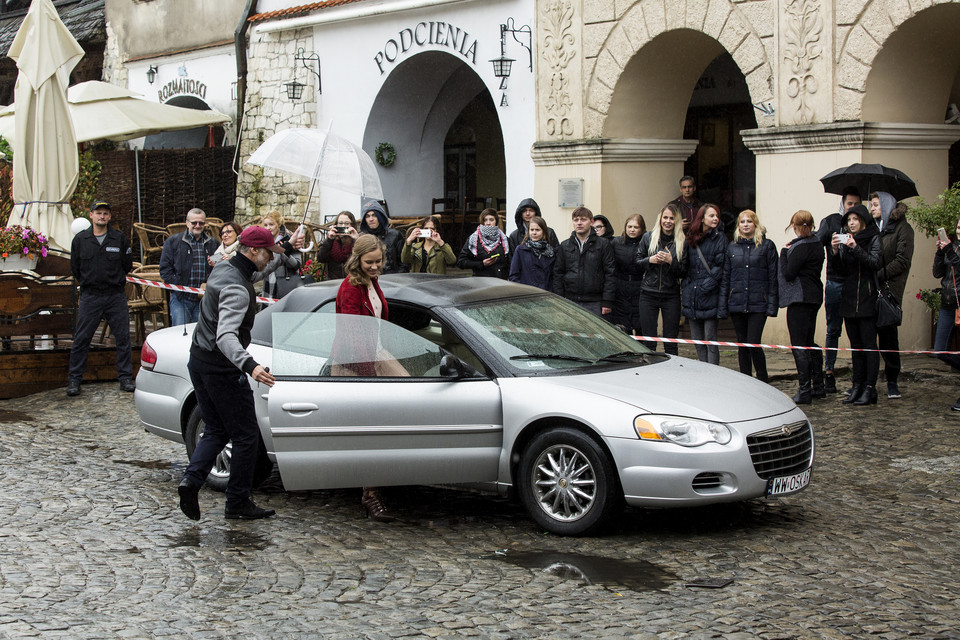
[67,201,135,396]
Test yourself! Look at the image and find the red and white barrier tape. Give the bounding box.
[127,276,960,355]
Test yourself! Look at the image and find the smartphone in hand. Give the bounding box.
[938,227,950,244]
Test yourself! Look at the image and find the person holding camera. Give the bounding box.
[932,217,960,387]
[317,210,358,281]
[401,215,456,274]
[260,211,303,299]
[457,208,510,279]
[635,204,685,354]
[832,204,882,406]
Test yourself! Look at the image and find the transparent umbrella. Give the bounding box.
[246,127,383,229]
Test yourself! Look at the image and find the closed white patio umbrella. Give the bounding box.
[6,0,84,251]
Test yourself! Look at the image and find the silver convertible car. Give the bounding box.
[135,275,813,535]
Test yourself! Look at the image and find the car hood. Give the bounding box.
[543,356,795,423]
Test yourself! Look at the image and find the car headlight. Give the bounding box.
[633,415,731,447]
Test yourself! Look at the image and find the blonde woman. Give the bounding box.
[635,203,685,354]
[719,210,778,381]
[260,211,303,299]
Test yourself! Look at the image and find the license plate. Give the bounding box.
[767,468,811,496]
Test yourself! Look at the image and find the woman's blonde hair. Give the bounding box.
[733,209,766,247]
[785,210,815,237]
[345,234,386,286]
[648,203,685,260]
[262,210,284,230]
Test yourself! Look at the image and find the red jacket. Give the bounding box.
[333,277,388,375]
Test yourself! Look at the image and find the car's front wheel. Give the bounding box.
[518,427,622,536]
[183,405,273,492]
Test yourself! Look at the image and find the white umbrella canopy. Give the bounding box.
[6,0,84,251]
[0,81,231,144]
[246,127,384,226]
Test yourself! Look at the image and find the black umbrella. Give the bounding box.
[819,163,918,200]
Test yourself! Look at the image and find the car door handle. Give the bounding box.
[281,402,319,413]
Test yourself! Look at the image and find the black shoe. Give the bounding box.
[842,384,864,404]
[952,398,960,411]
[66,381,81,396]
[824,373,837,394]
[887,382,901,399]
[361,490,395,522]
[793,385,812,405]
[853,385,878,406]
[225,499,275,520]
[178,478,201,521]
[119,379,136,392]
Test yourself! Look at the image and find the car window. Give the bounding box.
[449,294,651,372]
[271,312,450,378]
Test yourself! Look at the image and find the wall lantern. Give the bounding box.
[284,47,322,100]
[489,18,532,87]
[146,65,158,85]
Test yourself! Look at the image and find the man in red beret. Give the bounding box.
[177,224,301,521]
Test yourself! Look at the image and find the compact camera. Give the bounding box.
[835,233,851,243]
[335,226,349,235]
[419,229,432,238]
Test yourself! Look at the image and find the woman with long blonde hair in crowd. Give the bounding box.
[635,204,685,354]
[719,210,778,381]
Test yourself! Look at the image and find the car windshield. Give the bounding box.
[271,312,451,378]
[449,294,653,373]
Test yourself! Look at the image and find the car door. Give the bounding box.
[265,310,503,490]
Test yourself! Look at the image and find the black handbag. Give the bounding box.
[876,285,902,327]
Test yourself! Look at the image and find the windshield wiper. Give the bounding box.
[596,351,649,364]
[510,353,593,363]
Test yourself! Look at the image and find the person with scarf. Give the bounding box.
[457,208,510,279]
[359,200,403,274]
[508,198,559,253]
[509,215,555,290]
[719,210,778,381]
[832,204,882,405]
[682,204,727,364]
[211,222,243,263]
[317,210,359,281]
[635,204,685,354]
[780,210,825,404]
[401,215,457,274]
[869,192,914,399]
[611,214,646,334]
[260,211,304,300]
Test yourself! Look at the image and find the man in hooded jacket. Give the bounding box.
[507,198,559,254]
[359,201,404,274]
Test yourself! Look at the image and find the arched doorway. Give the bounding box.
[143,95,224,149]
[363,50,504,227]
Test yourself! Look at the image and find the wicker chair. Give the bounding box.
[132,223,169,265]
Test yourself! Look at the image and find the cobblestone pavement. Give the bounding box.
[1,349,959,639]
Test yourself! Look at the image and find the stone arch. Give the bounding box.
[837,2,960,123]
[585,0,774,138]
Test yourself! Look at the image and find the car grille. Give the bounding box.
[692,472,723,490]
[746,421,813,479]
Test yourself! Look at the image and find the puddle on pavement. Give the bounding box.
[166,527,269,551]
[113,459,172,470]
[489,551,676,591]
[0,408,33,423]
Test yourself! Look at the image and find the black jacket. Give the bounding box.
[876,210,915,304]
[70,226,134,294]
[360,203,404,274]
[817,212,844,283]
[552,232,616,305]
[720,237,779,317]
[780,235,824,306]
[681,229,726,320]
[634,231,684,296]
[159,230,219,289]
[508,242,555,290]
[837,225,882,318]
[457,235,510,279]
[934,242,960,310]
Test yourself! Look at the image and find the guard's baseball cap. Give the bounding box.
[239,225,282,252]
[90,201,111,211]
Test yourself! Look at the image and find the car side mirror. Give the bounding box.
[439,354,465,379]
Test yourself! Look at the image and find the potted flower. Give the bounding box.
[300,258,325,282]
[0,225,48,270]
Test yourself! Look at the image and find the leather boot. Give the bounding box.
[843,384,865,404]
[811,370,826,399]
[793,380,812,405]
[824,372,838,394]
[852,385,878,406]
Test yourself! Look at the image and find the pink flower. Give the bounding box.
[22,247,28,254]
[41,247,47,257]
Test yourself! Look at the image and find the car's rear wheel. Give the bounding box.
[184,405,273,492]
[518,427,622,536]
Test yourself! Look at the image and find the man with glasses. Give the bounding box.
[160,208,219,325]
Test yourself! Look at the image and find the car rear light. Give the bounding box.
[140,340,157,371]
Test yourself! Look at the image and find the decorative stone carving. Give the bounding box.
[540,0,578,140]
[781,0,824,125]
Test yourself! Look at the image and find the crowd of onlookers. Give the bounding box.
[73,176,960,412]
